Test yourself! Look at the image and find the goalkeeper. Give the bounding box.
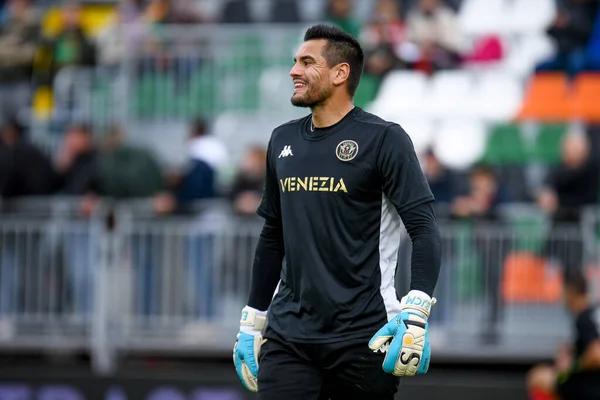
[233,24,442,399]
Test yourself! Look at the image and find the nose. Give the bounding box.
[290,63,302,79]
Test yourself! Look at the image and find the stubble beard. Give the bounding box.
[290,83,332,109]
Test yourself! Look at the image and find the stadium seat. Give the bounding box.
[428,71,476,119]
[504,0,557,35]
[392,117,436,157]
[472,71,524,121]
[370,70,429,119]
[503,34,556,78]
[532,124,567,164]
[353,73,380,109]
[482,124,528,165]
[572,73,600,122]
[42,4,115,37]
[433,119,487,170]
[501,252,563,303]
[259,67,293,111]
[516,73,572,122]
[458,0,510,35]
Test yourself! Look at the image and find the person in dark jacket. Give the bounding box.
[536,0,600,76]
[54,123,97,195]
[0,119,56,198]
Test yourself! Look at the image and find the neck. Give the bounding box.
[573,298,590,315]
[311,97,355,128]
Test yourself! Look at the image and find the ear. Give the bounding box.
[332,63,351,87]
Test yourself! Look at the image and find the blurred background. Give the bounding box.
[0,0,599,398]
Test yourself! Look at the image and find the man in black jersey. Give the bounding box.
[233,24,442,399]
[527,272,600,400]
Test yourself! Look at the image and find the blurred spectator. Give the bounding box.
[46,2,95,79]
[527,272,600,400]
[326,0,362,39]
[537,131,600,224]
[450,165,510,344]
[0,119,56,198]
[0,0,39,124]
[423,148,454,207]
[172,122,221,212]
[405,0,467,73]
[220,0,251,24]
[54,123,96,195]
[451,165,508,221]
[537,131,600,275]
[361,0,410,77]
[187,119,228,172]
[230,146,266,217]
[90,125,174,215]
[270,0,301,23]
[536,0,600,77]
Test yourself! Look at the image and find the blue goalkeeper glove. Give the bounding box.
[369,290,436,377]
[233,306,267,392]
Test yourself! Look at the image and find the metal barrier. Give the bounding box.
[0,197,107,357]
[1,198,600,371]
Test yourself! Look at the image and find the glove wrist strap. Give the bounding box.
[240,306,267,333]
[400,290,435,320]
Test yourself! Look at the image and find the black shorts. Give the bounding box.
[257,327,400,400]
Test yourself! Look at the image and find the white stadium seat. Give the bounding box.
[259,67,294,111]
[504,0,557,35]
[391,117,437,157]
[432,119,488,170]
[370,70,430,119]
[428,71,476,119]
[458,0,510,35]
[472,71,524,121]
[503,34,556,78]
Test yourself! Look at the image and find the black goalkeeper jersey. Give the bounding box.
[257,107,435,343]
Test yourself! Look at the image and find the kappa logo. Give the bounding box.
[278,145,294,158]
[336,140,359,161]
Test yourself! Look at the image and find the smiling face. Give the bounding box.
[289,39,336,108]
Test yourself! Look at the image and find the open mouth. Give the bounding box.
[294,82,307,93]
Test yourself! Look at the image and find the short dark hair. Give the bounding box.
[303,24,364,97]
[565,271,588,296]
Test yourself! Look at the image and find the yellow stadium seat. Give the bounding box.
[32,86,54,120]
[42,5,116,38]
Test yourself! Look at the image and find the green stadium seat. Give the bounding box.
[532,124,567,164]
[482,124,529,165]
[354,73,380,109]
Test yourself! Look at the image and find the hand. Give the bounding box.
[369,290,436,377]
[233,306,267,392]
[537,189,558,214]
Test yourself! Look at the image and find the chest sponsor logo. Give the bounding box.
[336,140,359,161]
[279,177,348,193]
[278,145,294,158]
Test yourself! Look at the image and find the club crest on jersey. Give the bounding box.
[336,140,359,161]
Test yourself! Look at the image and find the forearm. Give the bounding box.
[400,201,442,297]
[247,218,285,311]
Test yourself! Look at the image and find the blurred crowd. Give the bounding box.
[0,117,269,218]
[0,0,599,221]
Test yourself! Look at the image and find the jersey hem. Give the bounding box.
[265,324,377,344]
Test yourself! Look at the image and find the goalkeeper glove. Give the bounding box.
[233,306,267,392]
[369,290,436,377]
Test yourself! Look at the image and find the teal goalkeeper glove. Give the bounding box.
[369,290,436,377]
[233,306,267,392]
